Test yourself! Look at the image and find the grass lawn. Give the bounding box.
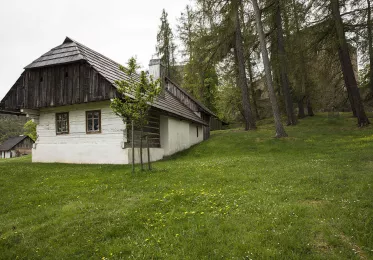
[1,113,373,259]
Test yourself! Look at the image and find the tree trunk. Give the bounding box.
[331,0,369,126]
[248,59,260,119]
[306,96,314,116]
[146,135,151,170]
[233,0,256,130]
[131,120,135,174]
[240,0,260,120]
[298,97,306,118]
[275,0,296,125]
[291,0,312,119]
[367,0,373,93]
[252,0,288,137]
[140,127,144,170]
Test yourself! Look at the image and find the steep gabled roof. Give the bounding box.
[24,38,85,69]
[0,136,33,151]
[23,37,207,126]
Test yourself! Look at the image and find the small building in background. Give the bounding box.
[0,136,34,159]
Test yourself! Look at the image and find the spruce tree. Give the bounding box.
[156,9,176,79]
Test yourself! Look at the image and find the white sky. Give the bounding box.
[0,0,192,100]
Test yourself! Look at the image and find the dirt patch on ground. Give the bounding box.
[339,234,368,260]
[313,233,334,254]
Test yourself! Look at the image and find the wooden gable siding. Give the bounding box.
[2,74,25,111]
[2,62,117,111]
[165,82,199,112]
[14,137,33,154]
[13,137,33,150]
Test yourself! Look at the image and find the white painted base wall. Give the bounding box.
[1,151,15,159]
[32,101,204,164]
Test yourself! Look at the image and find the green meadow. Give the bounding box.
[1,114,373,259]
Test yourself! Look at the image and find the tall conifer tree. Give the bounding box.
[156,9,176,78]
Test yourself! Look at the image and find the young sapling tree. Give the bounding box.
[111,57,160,172]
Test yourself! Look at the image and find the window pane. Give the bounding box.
[86,111,100,133]
[94,119,99,131]
[56,113,68,134]
[88,119,92,131]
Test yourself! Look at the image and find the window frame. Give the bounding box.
[55,112,69,135]
[86,110,101,134]
[196,126,199,137]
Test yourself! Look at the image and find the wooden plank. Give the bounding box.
[84,64,89,103]
[59,66,64,105]
[46,67,51,107]
[42,69,48,107]
[34,69,40,108]
[73,63,80,103]
[79,63,85,103]
[24,71,29,108]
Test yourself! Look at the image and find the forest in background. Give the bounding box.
[2,0,372,142]
[0,115,27,144]
[155,0,373,136]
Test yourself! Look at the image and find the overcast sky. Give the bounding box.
[0,0,192,100]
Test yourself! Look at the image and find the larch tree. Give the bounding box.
[252,0,288,137]
[367,0,373,93]
[330,0,370,126]
[232,0,256,130]
[290,0,314,117]
[177,5,219,110]
[274,0,297,125]
[191,0,256,130]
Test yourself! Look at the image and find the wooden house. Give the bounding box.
[0,136,34,159]
[0,37,215,164]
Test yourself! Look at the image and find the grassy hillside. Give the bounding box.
[1,114,373,259]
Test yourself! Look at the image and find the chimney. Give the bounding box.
[149,59,166,97]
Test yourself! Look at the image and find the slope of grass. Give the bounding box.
[1,113,373,259]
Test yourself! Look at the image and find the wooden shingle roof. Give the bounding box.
[0,136,32,151]
[24,37,207,126]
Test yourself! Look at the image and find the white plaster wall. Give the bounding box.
[128,148,164,164]
[161,116,203,157]
[3,151,12,159]
[160,115,169,154]
[189,124,204,146]
[31,101,205,164]
[1,151,15,159]
[33,101,129,164]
